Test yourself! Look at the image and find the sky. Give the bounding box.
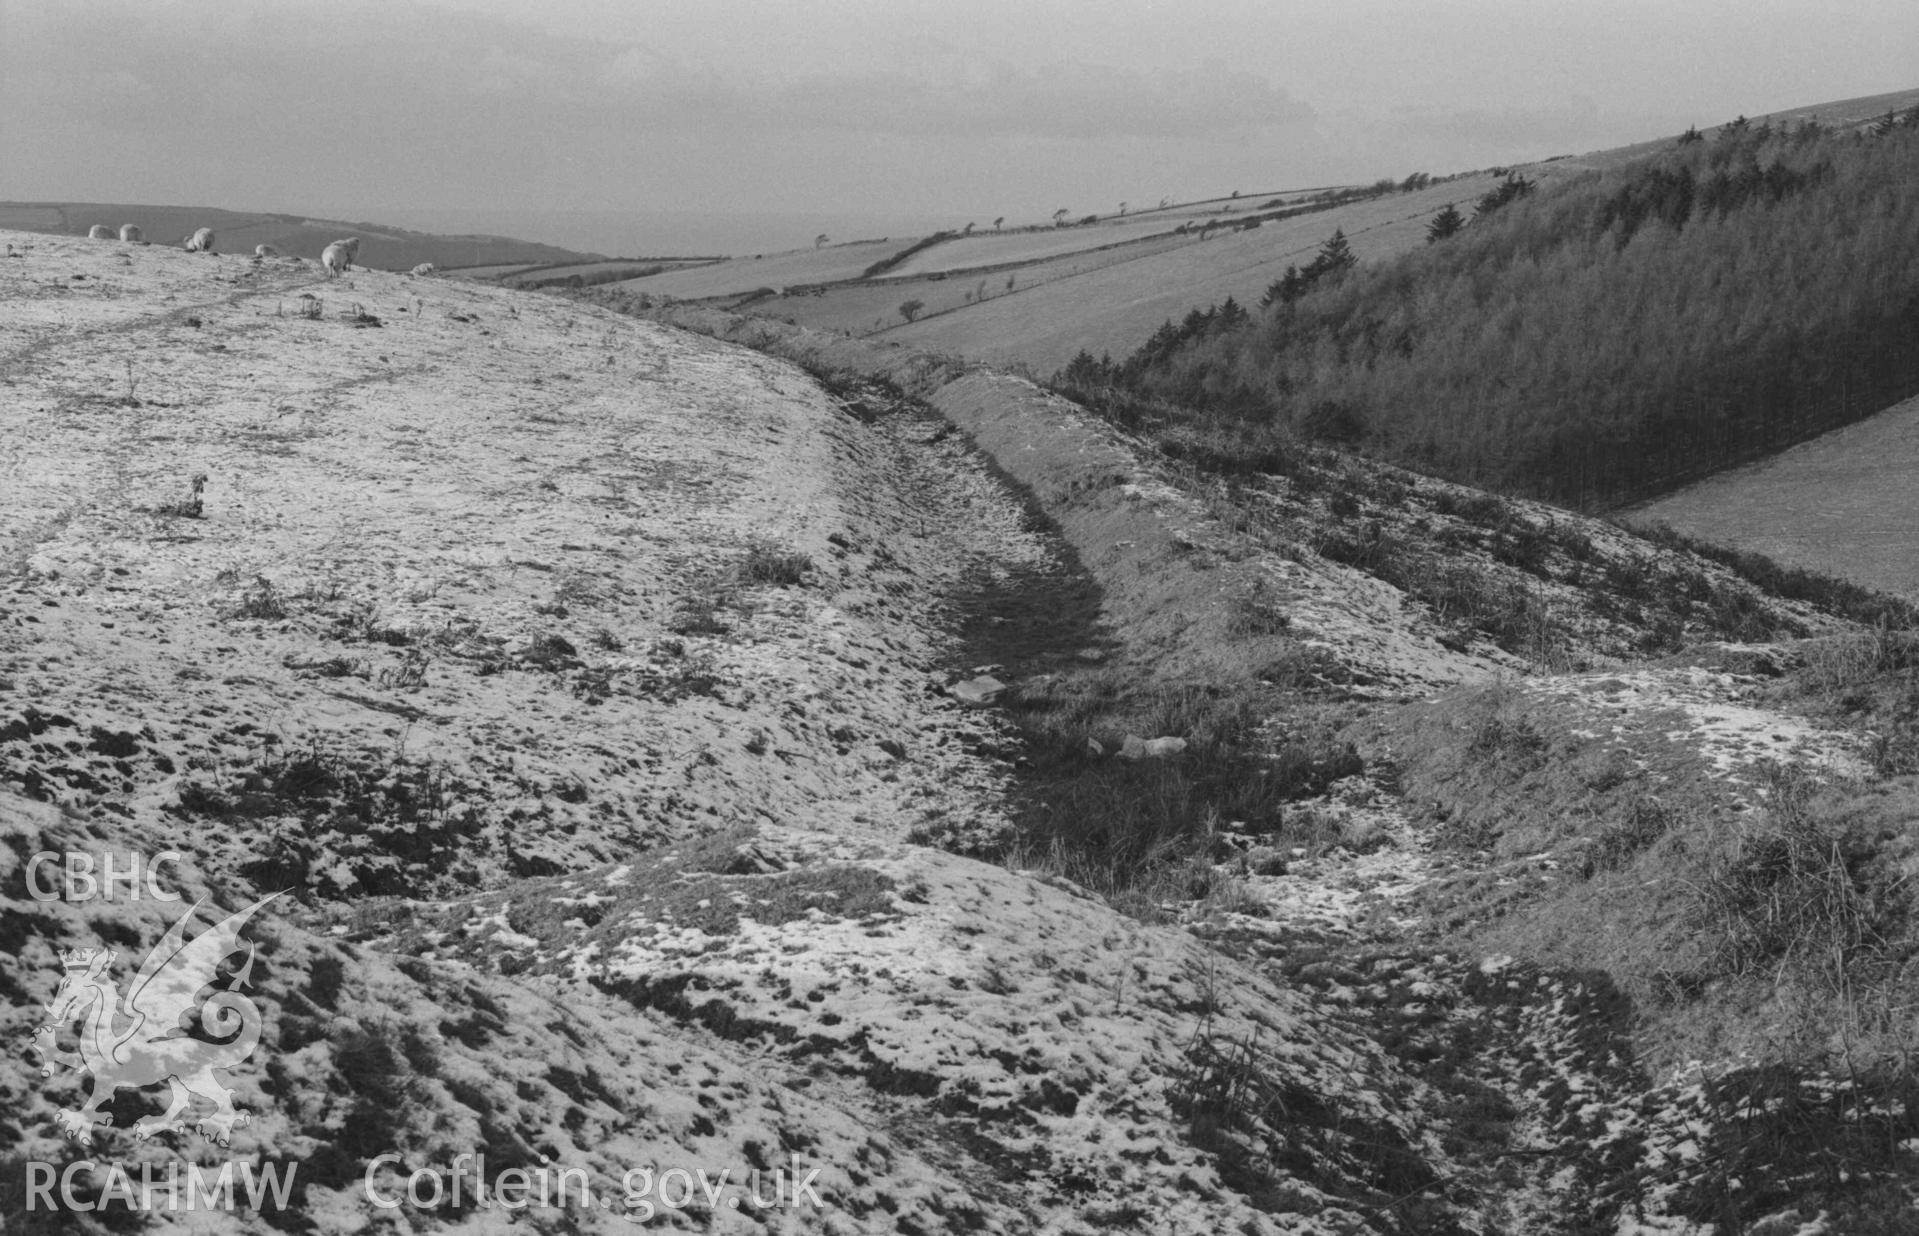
[3,0,1915,254]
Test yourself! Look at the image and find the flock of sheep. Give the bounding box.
[82,223,436,277]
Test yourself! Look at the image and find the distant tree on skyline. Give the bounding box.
[1053,209,1070,227]
[814,233,829,249]
[994,216,1005,231]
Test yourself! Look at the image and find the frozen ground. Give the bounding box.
[1,232,1896,1235]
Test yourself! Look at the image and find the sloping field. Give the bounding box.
[608,239,903,298]
[1629,392,1919,599]
[442,261,544,278]
[1546,84,1919,174]
[1126,188,1329,223]
[499,258,714,285]
[879,217,1186,277]
[883,171,1510,373]
[753,230,1201,336]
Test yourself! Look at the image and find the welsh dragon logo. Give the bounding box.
[31,894,279,1148]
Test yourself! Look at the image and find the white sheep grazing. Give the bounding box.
[320,242,350,277]
[87,225,113,240]
[185,227,216,253]
[119,224,143,243]
[255,244,279,258]
[333,237,362,262]
[409,263,435,276]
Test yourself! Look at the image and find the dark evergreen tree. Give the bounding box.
[1060,350,1109,388]
[1262,266,1307,308]
[1473,173,1536,220]
[1425,204,1465,244]
[1313,229,1356,274]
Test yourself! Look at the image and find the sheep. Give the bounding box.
[409,263,435,276]
[185,227,216,253]
[320,242,350,277]
[255,244,279,258]
[119,224,143,243]
[332,237,362,261]
[87,225,113,240]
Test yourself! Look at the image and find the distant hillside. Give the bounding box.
[486,179,1511,363]
[0,200,599,270]
[716,84,1919,377]
[1069,103,1919,513]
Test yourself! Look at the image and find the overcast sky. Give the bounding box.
[3,0,1914,252]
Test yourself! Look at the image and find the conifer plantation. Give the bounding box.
[1060,116,1919,509]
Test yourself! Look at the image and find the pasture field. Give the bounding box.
[656,179,1520,356]
[742,278,980,336]
[1099,187,1332,224]
[879,218,1188,277]
[885,171,1508,373]
[500,258,717,285]
[592,189,1357,305]
[880,190,1379,280]
[760,231,1202,336]
[1629,393,1919,599]
[606,239,904,299]
[444,262,546,278]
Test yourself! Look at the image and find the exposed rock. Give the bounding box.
[949,674,1006,704]
[1118,733,1186,759]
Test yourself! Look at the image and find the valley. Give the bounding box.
[4,77,1919,1236]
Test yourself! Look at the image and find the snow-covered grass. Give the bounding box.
[7,231,1918,1235]
[619,304,1919,1232]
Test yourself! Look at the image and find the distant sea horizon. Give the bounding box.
[333,205,971,260]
